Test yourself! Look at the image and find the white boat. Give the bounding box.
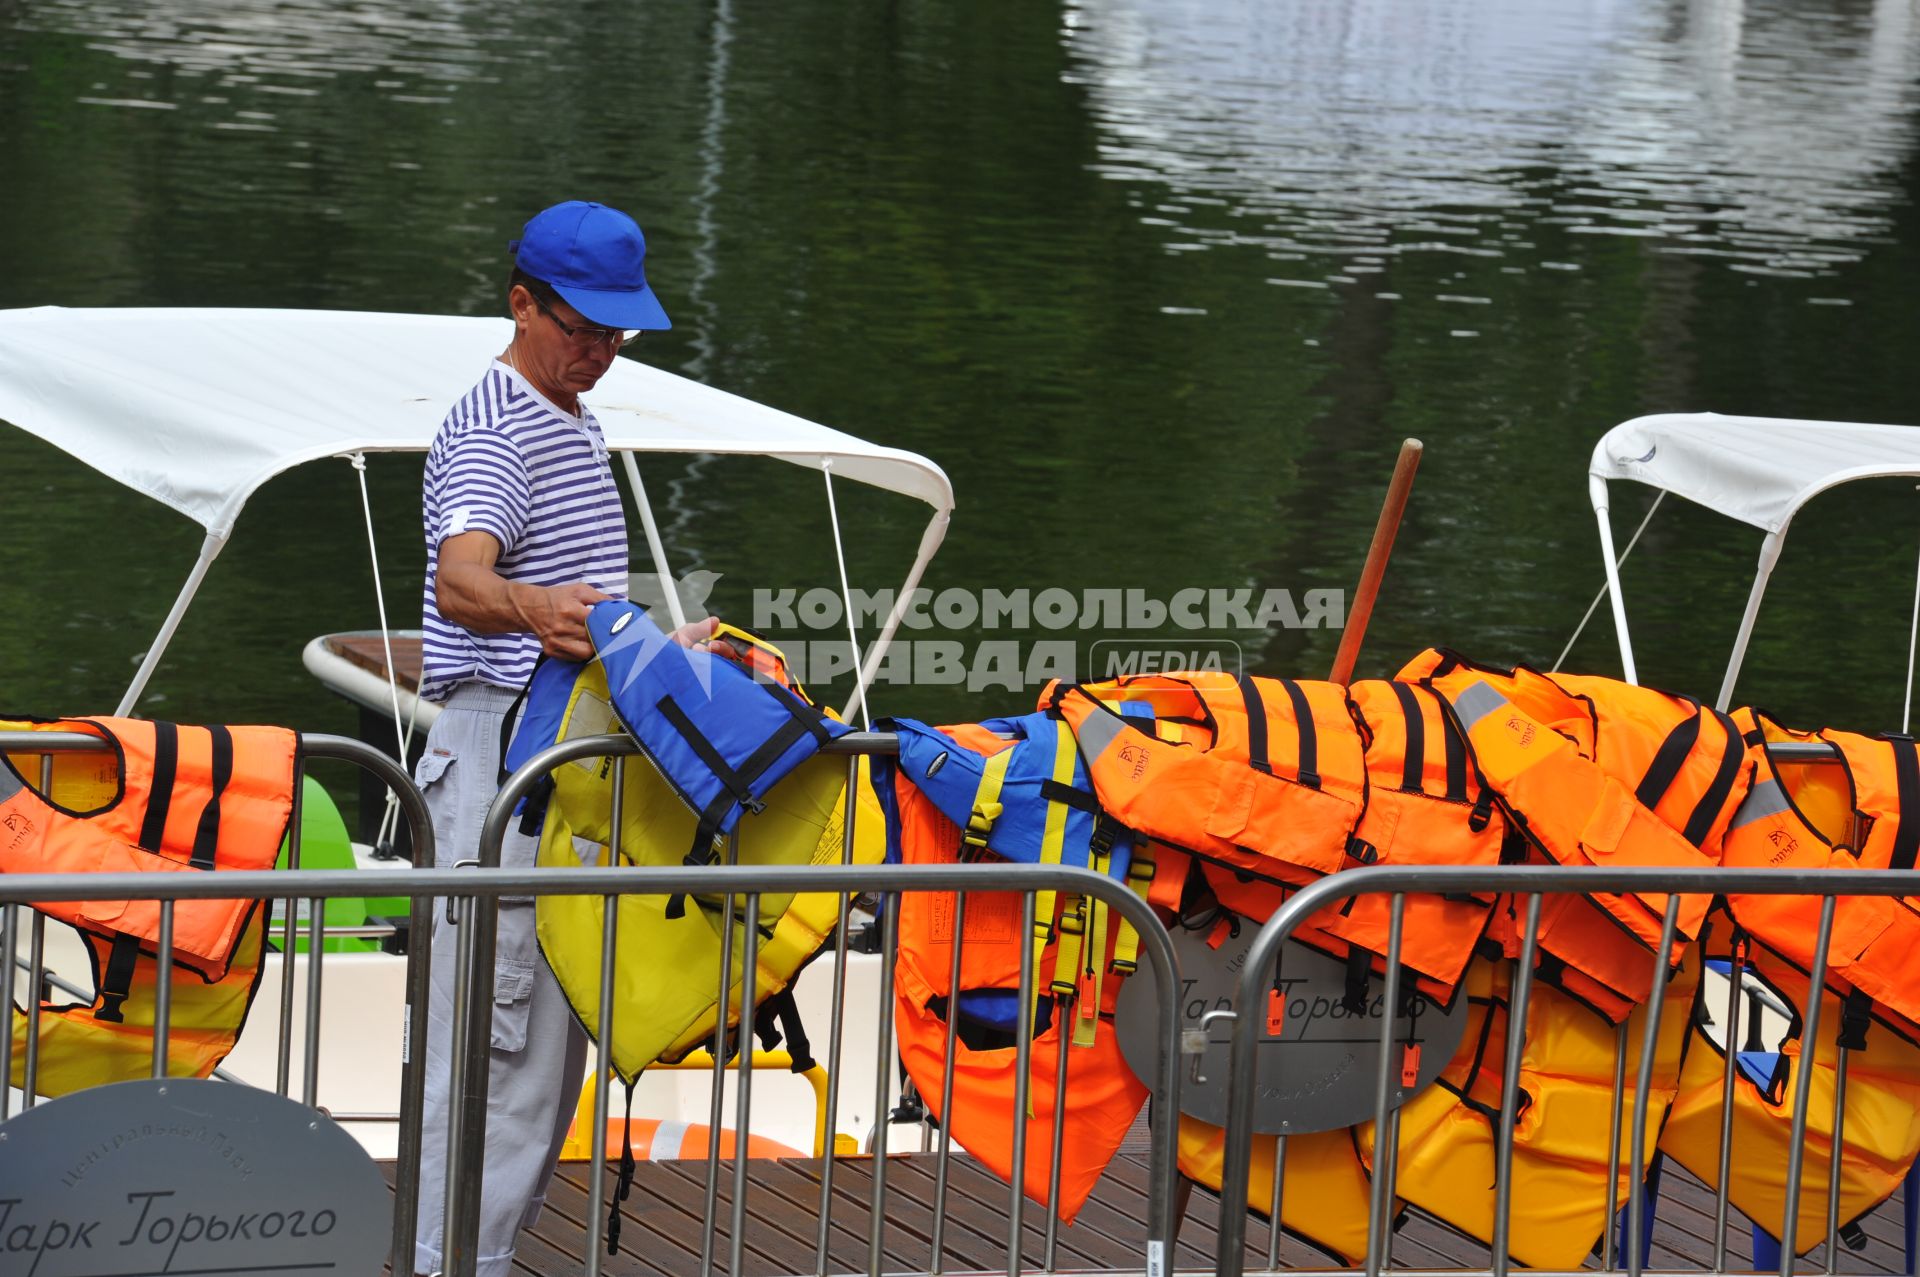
[0,304,956,1158]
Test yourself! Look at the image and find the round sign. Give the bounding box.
[1115,927,1469,1133]
[0,1078,393,1277]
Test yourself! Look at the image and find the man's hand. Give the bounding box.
[515,581,611,661]
[435,531,609,660]
[669,616,721,648]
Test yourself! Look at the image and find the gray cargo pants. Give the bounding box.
[412,681,588,1277]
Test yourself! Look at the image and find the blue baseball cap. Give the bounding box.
[509,200,672,331]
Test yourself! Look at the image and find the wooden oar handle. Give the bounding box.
[1328,439,1424,686]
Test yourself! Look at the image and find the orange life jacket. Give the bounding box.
[1323,678,1506,1000]
[1399,652,1748,1021]
[1046,673,1367,894]
[10,908,268,1097]
[887,736,1147,1223]
[1722,709,1920,1039]
[0,717,295,979]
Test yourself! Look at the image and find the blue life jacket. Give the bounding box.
[507,600,852,855]
[875,709,1148,885]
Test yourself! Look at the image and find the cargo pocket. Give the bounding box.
[491,959,537,1053]
[1204,767,1354,877]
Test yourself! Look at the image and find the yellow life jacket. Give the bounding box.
[529,636,884,1084]
[10,908,267,1097]
[1366,956,1697,1270]
[1175,1115,1378,1264]
[1658,917,1920,1254]
[1400,650,1749,1021]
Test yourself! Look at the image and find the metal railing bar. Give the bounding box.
[301,892,325,1107]
[1713,943,1747,1272]
[21,860,1920,908]
[23,910,43,1108]
[1266,1132,1288,1272]
[1605,1019,1629,1272]
[1493,892,1543,1277]
[6,948,89,1001]
[868,891,902,1277]
[1008,890,1038,1277]
[585,890,618,1277]
[0,902,15,1121]
[1826,1043,1851,1274]
[929,889,967,1275]
[728,892,763,1277]
[587,755,627,1277]
[1044,977,1071,1273]
[1781,894,1840,1271]
[701,830,740,1277]
[1627,896,1684,1277]
[815,756,861,1277]
[442,866,485,1275]
[1365,893,1408,1277]
[152,899,174,1079]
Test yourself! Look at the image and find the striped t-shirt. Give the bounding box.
[419,361,629,701]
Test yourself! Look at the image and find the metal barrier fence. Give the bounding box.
[0,730,1185,1277]
[16,724,1916,1277]
[1217,862,1920,1277]
[443,732,1186,1277]
[0,729,435,1271]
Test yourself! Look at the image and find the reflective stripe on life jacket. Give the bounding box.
[1722,709,1920,1038]
[887,765,1146,1223]
[0,716,295,979]
[1401,651,1746,1020]
[1659,924,1920,1254]
[1046,673,1366,894]
[10,908,268,1098]
[1372,955,1696,1269]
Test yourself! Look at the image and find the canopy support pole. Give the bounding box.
[841,509,951,724]
[115,531,227,717]
[1716,530,1785,712]
[621,451,688,632]
[1591,476,1639,685]
[1905,493,1920,734]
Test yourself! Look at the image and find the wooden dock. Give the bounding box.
[389,1145,1914,1275]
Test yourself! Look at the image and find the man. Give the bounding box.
[412,199,711,1277]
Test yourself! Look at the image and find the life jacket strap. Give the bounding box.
[92,933,143,1025]
[137,720,180,853]
[187,726,234,871]
[1887,736,1920,871]
[605,1078,639,1256]
[1839,988,1874,1052]
[962,749,1014,858]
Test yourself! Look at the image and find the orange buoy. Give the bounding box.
[559,1115,804,1163]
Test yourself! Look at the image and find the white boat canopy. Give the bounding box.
[1588,412,1920,711]
[0,306,954,718]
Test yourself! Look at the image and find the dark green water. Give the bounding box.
[7,0,1920,737]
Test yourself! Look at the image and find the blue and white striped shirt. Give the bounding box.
[420,361,629,701]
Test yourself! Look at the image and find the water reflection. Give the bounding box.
[1064,0,1920,277]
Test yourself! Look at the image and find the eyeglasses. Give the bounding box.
[530,291,641,349]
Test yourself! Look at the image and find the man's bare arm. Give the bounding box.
[435,531,606,661]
